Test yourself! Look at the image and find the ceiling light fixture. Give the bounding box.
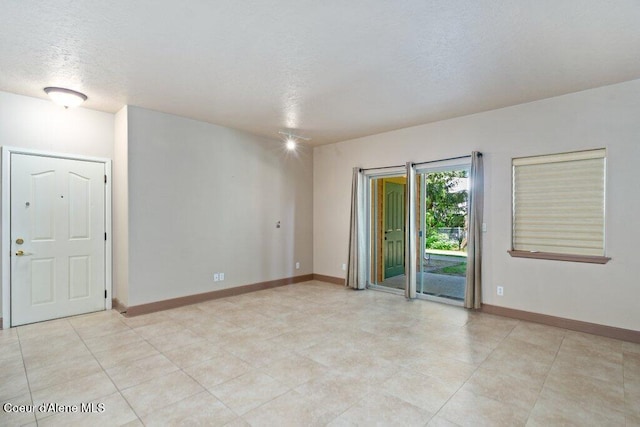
[285,138,297,150]
[279,130,310,151]
[43,87,88,108]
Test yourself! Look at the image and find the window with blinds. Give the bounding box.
[510,148,610,263]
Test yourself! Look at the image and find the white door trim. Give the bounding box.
[1,146,112,329]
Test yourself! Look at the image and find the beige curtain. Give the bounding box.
[465,152,484,309]
[345,167,366,290]
[405,162,417,299]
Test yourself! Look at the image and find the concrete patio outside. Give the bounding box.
[377,252,467,301]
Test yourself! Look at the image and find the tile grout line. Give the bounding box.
[426,317,519,425]
[14,326,36,425]
[128,310,273,423]
[111,316,220,421]
[164,302,337,424]
[622,350,631,424]
[69,311,145,424]
[174,346,249,422]
[21,320,81,422]
[524,331,566,425]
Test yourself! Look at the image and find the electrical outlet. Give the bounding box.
[213,273,219,282]
[342,263,347,271]
[497,286,504,296]
[219,273,224,281]
[295,262,300,270]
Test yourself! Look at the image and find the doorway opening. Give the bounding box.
[368,174,407,293]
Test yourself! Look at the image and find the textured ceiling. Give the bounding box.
[1,1,640,145]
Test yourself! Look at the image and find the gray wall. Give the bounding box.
[125,106,313,306]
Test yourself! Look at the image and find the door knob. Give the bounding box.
[15,250,33,256]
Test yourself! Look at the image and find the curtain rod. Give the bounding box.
[360,164,404,172]
[413,154,474,167]
[360,153,478,171]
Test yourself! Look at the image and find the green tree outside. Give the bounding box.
[425,171,468,250]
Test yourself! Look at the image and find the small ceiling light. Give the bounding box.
[285,138,297,151]
[279,130,310,151]
[43,87,88,108]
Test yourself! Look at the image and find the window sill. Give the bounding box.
[508,250,611,264]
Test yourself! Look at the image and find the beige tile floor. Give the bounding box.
[1,280,639,426]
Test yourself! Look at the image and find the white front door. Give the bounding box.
[11,153,106,326]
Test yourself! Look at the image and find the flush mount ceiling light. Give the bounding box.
[43,87,88,108]
[278,130,310,151]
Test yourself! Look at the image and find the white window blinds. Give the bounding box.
[512,149,606,257]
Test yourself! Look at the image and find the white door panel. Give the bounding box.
[11,153,105,326]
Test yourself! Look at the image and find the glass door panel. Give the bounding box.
[417,167,469,303]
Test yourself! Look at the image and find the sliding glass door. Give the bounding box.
[364,160,470,306]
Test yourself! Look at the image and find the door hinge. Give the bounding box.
[105,232,107,241]
[105,290,107,299]
[104,175,107,184]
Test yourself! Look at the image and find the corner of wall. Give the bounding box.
[113,106,130,306]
